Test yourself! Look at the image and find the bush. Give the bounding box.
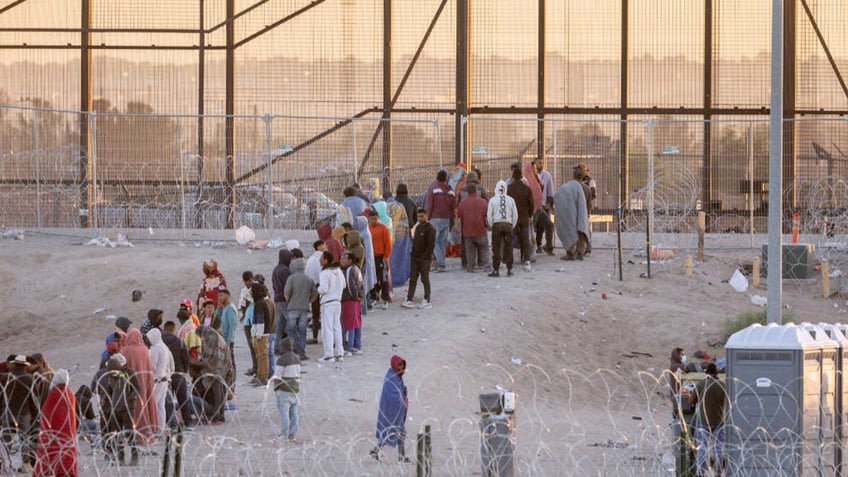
[720,309,793,344]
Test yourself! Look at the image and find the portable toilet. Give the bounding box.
[726,322,838,477]
[802,323,840,477]
[829,323,848,477]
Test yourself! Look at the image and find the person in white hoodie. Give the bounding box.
[486,180,519,277]
[147,328,175,432]
[317,251,345,363]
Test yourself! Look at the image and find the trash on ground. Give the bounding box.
[729,269,748,292]
[750,295,767,307]
[235,225,255,245]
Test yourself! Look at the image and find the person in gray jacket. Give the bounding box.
[284,257,318,360]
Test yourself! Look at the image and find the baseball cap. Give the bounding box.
[180,299,193,308]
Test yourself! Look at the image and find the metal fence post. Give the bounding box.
[33,109,41,228]
[748,120,754,248]
[178,120,186,239]
[263,114,273,238]
[352,118,358,182]
[90,112,98,231]
[434,120,442,171]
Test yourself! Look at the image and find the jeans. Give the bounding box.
[695,424,725,475]
[514,220,531,263]
[285,309,310,357]
[275,391,298,438]
[464,234,490,270]
[345,327,362,352]
[430,217,450,267]
[274,301,288,355]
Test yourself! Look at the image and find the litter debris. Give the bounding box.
[235,225,256,245]
[832,269,843,278]
[131,289,143,302]
[268,239,284,248]
[93,307,108,315]
[510,357,522,366]
[750,295,767,307]
[116,234,134,247]
[285,239,300,250]
[650,246,676,260]
[248,240,269,250]
[1,228,24,240]
[106,315,117,320]
[86,236,116,248]
[601,293,608,300]
[729,269,748,292]
[148,227,154,235]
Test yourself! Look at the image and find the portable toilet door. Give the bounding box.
[801,323,839,477]
[725,323,831,477]
[830,323,848,477]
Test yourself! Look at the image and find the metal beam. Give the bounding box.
[361,0,449,176]
[703,0,713,218]
[456,0,469,166]
[234,0,325,49]
[783,0,796,209]
[225,0,236,228]
[381,0,392,191]
[620,0,629,209]
[197,0,206,228]
[767,0,785,324]
[467,106,771,115]
[207,0,270,34]
[80,0,91,228]
[799,0,848,100]
[537,0,546,163]
[0,0,28,16]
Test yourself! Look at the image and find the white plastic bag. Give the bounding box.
[729,269,748,292]
[235,225,256,245]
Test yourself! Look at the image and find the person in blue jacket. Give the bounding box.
[370,355,411,463]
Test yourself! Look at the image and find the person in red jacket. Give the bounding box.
[424,170,455,272]
[456,183,490,272]
[367,209,393,309]
[197,258,227,307]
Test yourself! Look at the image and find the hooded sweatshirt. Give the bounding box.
[273,337,301,394]
[487,180,518,228]
[272,249,293,303]
[507,175,535,223]
[344,229,366,270]
[318,223,344,262]
[147,328,175,382]
[284,259,318,312]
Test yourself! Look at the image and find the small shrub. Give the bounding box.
[720,309,793,344]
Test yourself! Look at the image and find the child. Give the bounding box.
[272,337,301,442]
[370,355,410,463]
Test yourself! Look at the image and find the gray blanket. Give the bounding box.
[554,180,590,251]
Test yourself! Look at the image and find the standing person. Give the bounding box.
[554,167,590,261]
[200,299,220,331]
[177,309,201,359]
[272,249,294,357]
[368,209,393,309]
[395,183,417,230]
[101,316,132,364]
[456,183,490,273]
[318,223,344,263]
[354,215,378,310]
[161,321,192,427]
[179,299,201,327]
[238,272,258,377]
[507,167,535,272]
[340,251,364,356]
[424,170,456,272]
[5,355,39,473]
[533,157,556,255]
[689,363,727,477]
[369,355,410,463]
[458,171,488,270]
[487,181,519,277]
[140,309,163,347]
[192,325,233,425]
[122,328,158,446]
[272,337,302,443]
[99,354,141,466]
[217,289,238,382]
[33,369,77,477]
[576,163,596,256]
[197,258,227,308]
[250,282,275,385]
[401,208,436,309]
[284,257,318,360]
[305,240,326,346]
[317,251,345,363]
[146,328,174,435]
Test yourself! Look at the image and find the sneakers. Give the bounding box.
[488,270,500,277]
[543,244,555,256]
[369,447,382,462]
[299,354,309,361]
[381,301,388,310]
[352,348,363,355]
[399,456,412,464]
[562,254,575,261]
[249,378,266,387]
[437,265,447,273]
[243,367,255,376]
[335,356,344,362]
[401,300,416,309]
[17,463,33,473]
[523,261,531,272]
[507,269,514,277]
[318,356,334,363]
[343,351,353,357]
[419,299,432,309]
[536,246,543,254]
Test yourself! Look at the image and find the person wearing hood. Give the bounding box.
[342,223,366,270]
[32,369,79,477]
[100,354,142,466]
[122,328,158,446]
[554,166,590,261]
[306,240,327,346]
[101,316,132,364]
[354,215,378,308]
[217,289,239,384]
[148,328,175,433]
[192,325,233,425]
[317,251,346,362]
[318,222,344,262]
[284,257,318,360]
[272,337,302,442]
[197,258,227,308]
[386,192,412,287]
[394,183,417,230]
[140,308,164,348]
[370,355,410,463]
[689,362,727,477]
[272,249,293,358]
[5,354,39,472]
[487,180,518,277]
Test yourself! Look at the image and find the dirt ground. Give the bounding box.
[0,228,841,476]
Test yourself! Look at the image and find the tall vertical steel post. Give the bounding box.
[767,0,784,324]
[382,0,393,193]
[619,0,629,211]
[80,0,92,228]
[703,0,713,219]
[537,0,545,163]
[225,0,236,228]
[456,0,469,166]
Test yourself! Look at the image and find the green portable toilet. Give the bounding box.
[726,322,837,477]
